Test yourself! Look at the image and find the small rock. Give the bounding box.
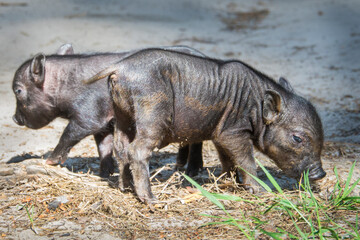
[90,201,102,210]
[17,229,48,240]
[0,167,14,176]
[41,219,81,231]
[12,166,26,176]
[42,220,65,229]
[85,224,103,231]
[21,159,44,166]
[26,165,48,175]
[48,196,69,210]
[60,233,71,237]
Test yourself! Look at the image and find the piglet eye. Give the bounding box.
[292,135,302,143]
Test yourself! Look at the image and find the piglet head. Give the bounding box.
[12,53,56,129]
[260,78,326,181]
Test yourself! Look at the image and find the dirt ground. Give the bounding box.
[0,0,359,239]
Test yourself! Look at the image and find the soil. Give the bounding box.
[0,0,359,239]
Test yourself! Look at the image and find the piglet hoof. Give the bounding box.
[119,182,132,192]
[139,195,157,205]
[185,167,201,177]
[45,158,59,165]
[99,158,116,178]
[118,175,132,191]
[99,171,109,178]
[45,157,66,166]
[175,164,186,172]
[244,184,265,195]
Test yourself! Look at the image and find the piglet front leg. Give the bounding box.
[46,121,90,166]
[176,143,203,177]
[94,131,116,178]
[214,130,263,194]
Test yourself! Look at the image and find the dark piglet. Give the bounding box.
[12,44,204,177]
[86,49,326,204]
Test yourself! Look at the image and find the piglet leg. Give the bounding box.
[46,121,89,165]
[176,143,203,176]
[94,131,115,178]
[176,145,189,169]
[126,101,170,204]
[214,130,262,193]
[185,142,203,177]
[127,140,155,204]
[113,119,133,191]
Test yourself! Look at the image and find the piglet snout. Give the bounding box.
[12,114,24,126]
[308,165,326,181]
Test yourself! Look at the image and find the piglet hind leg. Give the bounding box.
[127,110,170,204]
[128,141,155,204]
[214,131,262,194]
[127,129,163,204]
[113,118,133,191]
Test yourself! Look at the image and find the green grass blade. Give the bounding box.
[322,209,359,238]
[277,228,298,239]
[199,214,227,219]
[341,213,360,238]
[340,161,358,199]
[210,193,255,204]
[332,166,344,203]
[356,214,360,238]
[333,162,360,207]
[202,220,243,227]
[24,204,34,226]
[255,158,283,194]
[250,216,268,226]
[342,196,360,202]
[285,208,308,239]
[183,174,226,212]
[342,162,355,195]
[263,202,280,214]
[240,168,273,193]
[183,174,254,239]
[259,228,286,240]
[342,176,360,201]
[202,220,250,234]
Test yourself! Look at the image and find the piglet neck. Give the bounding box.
[247,73,278,152]
[42,62,63,112]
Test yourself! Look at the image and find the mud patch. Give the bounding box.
[220,9,270,31]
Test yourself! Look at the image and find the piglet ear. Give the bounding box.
[30,53,46,87]
[279,77,293,92]
[56,43,74,55]
[263,90,282,125]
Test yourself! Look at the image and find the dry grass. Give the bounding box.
[0,141,359,239]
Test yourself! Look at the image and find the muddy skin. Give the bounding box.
[12,44,204,178]
[87,49,326,204]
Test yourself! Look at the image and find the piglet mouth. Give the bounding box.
[12,115,24,126]
[283,165,326,181]
[308,165,326,181]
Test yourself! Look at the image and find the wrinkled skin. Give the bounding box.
[12,44,204,177]
[87,49,326,204]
